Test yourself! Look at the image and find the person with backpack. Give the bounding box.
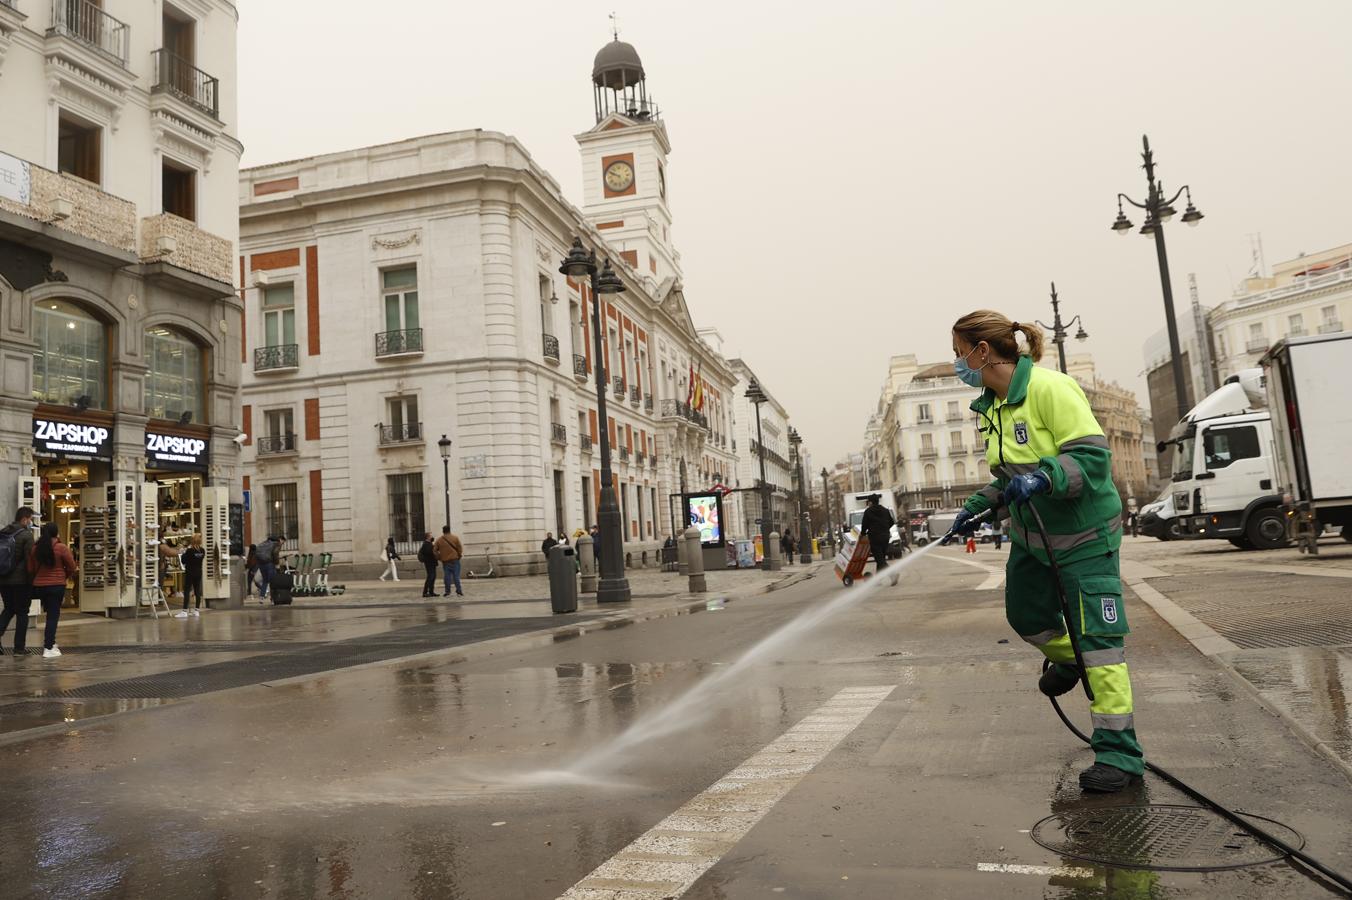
[254,535,278,602]
[417,532,438,597]
[27,523,76,658]
[0,506,36,655]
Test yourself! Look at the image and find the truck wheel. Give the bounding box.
[1245,507,1290,550]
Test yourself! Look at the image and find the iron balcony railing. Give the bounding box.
[1287,327,1306,338]
[543,333,560,361]
[629,385,641,404]
[152,49,219,118]
[650,453,658,467]
[635,450,646,465]
[256,433,297,455]
[659,399,709,429]
[618,446,630,462]
[379,422,422,444]
[612,376,624,396]
[1245,337,1269,353]
[49,0,130,64]
[949,442,967,454]
[1318,321,1344,334]
[254,343,298,372]
[375,328,422,357]
[573,354,588,378]
[644,394,653,412]
[580,434,593,453]
[918,447,940,458]
[550,423,567,445]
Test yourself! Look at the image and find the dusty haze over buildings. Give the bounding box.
[239,0,1352,462]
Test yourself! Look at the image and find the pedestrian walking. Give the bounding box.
[859,494,895,572]
[0,506,36,655]
[434,526,464,597]
[379,537,401,582]
[180,534,206,616]
[27,523,75,658]
[949,310,1143,793]
[417,532,438,597]
[589,525,601,568]
[541,532,557,560]
[255,535,278,602]
[781,529,795,565]
[244,543,259,597]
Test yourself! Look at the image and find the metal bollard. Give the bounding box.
[676,532,689,576]
[767,531,783,571]
[548,545,578,613]
[684,526,706,593]
[577,534,597,593]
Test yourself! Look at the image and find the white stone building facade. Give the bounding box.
[0,0,242,606]
[726,358,795,541]
[238,49,739,576]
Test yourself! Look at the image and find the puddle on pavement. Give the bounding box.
[1227,646,1352,764]
[0,697,176,734]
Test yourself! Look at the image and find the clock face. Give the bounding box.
[604,160,635,193]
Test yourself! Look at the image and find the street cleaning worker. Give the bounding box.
[949,310,1144,793]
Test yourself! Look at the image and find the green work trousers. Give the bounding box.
[1005,543,1145,776]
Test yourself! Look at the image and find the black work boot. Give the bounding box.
[1038,663,1081,698]
[1079,762,1137,793]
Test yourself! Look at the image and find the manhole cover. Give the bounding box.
[1031,804,1304,872]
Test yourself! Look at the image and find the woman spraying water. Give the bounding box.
[948,310,1145,793]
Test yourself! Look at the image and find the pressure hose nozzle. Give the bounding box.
[939,506,998,546]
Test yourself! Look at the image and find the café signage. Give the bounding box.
[33,417,113,460]
[146,431,209,469]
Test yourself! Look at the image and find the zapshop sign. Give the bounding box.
[146,431,209,469]
[33,418,113,460]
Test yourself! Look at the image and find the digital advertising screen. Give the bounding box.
[684,492,725,547]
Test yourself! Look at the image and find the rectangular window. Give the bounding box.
[386,473,425,550]
[385,395,419,442]
[264,408,294,445]
[920,433,934,450]
[553,470,566,537]
[58,112,101,185]
[540,275,554,336]
[162,159,196,221]
[946,401,959,420]
[636,487,645,539]
[1203,425,1261,471]
[949,430,963,451]
[620,483,629,543]
[263,284,295,347]
[917,403,931,423]
[144,327,203,421]
[1288,313,1305,335]
[382,267,419,333]
[265,482,300,548]
[1248,323,1263,339]
[581,475,593,528]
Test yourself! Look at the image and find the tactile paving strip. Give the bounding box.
[1031,804,1303,872]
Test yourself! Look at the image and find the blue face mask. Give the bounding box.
[954,346,987,388]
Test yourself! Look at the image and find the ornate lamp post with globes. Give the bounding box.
[559,238,631,603]
[788,428,812,563]
[745,378,772,569]
[437,434,453,527]
[1035,282,1088,375]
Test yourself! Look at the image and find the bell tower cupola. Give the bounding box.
[578,27,679,283]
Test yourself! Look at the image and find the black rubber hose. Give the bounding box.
[1024,503,1352,895]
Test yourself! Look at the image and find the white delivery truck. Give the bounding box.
[843,490,904,557]
[1262,332,1352,553]
[1164,369,1289,549]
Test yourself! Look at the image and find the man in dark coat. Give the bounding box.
[859,495,895,573]
[541,532,557,561]
[417,533,438,597]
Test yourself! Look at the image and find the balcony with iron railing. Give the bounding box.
[918,446,940,458]
[573,354,588,379]
[635,450,646,465]
[256,433,297,456]
[550,423,567,446]
[152,49,219,118]
[379,422,422,445]
[949,442,967,454]
[1318,320,1344,334]
[618,446,630,463]
[650,453,658,467]
[659,399,709,429]
[543,333,560,362]
[48,0,129,65]
[1245,337,1270,353]
[629,385,641,404]
[376,328,423,358]
[644,394,653,412]
[612,376,625,396]
[580,434,593,453]
[254,344,298,373]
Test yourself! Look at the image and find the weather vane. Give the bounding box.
[610,11,619,40]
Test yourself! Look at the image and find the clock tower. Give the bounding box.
[577,35,679,283]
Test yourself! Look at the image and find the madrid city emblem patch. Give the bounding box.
[1014,422,1029,444]
[1101,596,1119,625]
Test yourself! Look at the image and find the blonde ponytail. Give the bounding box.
[952,310,1044,362]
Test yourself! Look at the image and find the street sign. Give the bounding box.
[242,489,251,512]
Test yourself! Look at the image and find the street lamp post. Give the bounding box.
[788,428,812,563]
[1035,282,1089,375]
[560,238,631,603]
[437,434,452,527]
[821,468,834,551]
[745,378,772,569]
[1111,134,1204,415]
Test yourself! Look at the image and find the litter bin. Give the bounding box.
[548,545,578,614]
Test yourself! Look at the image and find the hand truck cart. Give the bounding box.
[834,532,873,587]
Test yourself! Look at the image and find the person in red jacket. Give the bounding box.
[28,523,76,658]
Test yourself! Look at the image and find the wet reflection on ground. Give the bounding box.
[1226,646,1352,765]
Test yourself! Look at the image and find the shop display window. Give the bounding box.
[144,327,205,422]
[33,300,107,408]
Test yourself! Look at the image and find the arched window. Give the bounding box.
[144,326,205,422]
[954,461,967,483]
[977,458,990,480]
[923,463,937,486]
[33,300,107,408]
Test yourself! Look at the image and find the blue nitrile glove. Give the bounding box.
[942,509,978,545]
[1003,470,1051,506]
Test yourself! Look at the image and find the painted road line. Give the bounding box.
[977,862,1096,878]
[927,551,1006,590]
[559,685,896,900]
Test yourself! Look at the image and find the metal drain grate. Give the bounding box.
[1031,804,1304,872]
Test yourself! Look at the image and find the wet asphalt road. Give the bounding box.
[2,547,1350,899]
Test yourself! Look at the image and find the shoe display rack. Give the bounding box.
[138,483,161,610]
[158,475,201,543]
[78,482,138,614]
[202,486,231,600]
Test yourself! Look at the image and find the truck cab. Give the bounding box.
[1164,370,1289,549]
